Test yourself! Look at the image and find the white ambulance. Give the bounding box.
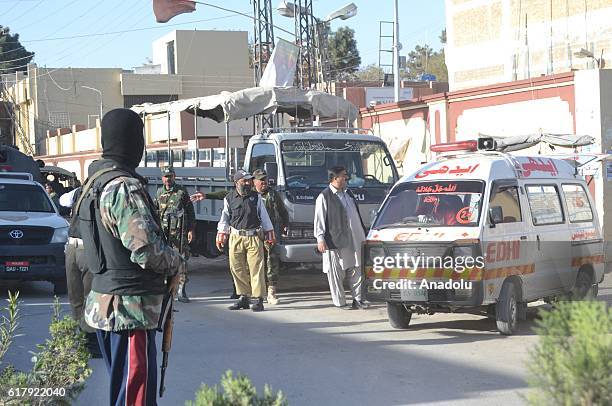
[364,139,605,335]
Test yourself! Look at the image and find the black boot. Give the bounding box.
[85,332,103,359]
[251,297,264,312]
[229,283,239,299]
[177,282,190,303]
[228,295,250,310]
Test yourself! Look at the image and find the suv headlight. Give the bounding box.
[51,227,69,243]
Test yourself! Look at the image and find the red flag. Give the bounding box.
[153,0,196,23]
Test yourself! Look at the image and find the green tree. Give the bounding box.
[403,30,447,82]
[527,301,611,406]
[327,26,360,80]
[0,26,34,73]
[354,63,384,81]
[187,370,287,406]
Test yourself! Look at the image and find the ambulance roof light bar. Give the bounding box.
[430,138,497,153]
[430,140,478,153]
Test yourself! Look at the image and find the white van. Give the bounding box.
[364,139,604,335]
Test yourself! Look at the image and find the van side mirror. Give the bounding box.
[489,206,503,227]
[264,162,278,186]
[369,208,378,224]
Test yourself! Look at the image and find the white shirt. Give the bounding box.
[59,187,80,208]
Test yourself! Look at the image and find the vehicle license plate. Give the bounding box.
[400,287,427,301]
[5,261,29,272]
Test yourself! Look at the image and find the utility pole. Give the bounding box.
[295,0,316,89]
[253,0,275,132]
[393,0,400,102]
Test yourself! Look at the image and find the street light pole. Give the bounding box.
[393,0,400,102]
[81,86,103,122]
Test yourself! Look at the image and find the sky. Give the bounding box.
[0,0,446,71]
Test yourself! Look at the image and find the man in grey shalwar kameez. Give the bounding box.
[314,166,369,309]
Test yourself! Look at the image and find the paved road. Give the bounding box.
[1,258,610,406]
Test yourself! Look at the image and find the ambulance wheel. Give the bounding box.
[387,302,412,329]
[572,268,596,300]
[496,282,519,335]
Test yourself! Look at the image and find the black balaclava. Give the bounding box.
[101,108,144,169]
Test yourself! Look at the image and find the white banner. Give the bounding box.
[259,38,299,87]
[365,87,414,105]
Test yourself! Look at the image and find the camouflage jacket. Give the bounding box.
[84,176,182,332]
[260,188,289,231]
[155,183,196,240]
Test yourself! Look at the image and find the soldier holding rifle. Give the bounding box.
[76,109,183,406]
[155,166,196,303]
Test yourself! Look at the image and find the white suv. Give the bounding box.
[0,173,69,294]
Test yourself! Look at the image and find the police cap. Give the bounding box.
[233,169,253,182]
[252,169,267,180]
[161,166,175,176]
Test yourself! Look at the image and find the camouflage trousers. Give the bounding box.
[264,242,281,287]
[164,230,190,284]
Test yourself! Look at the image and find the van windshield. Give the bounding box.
[0,184,55,213]
[280,140,397,189]
[373,180,485,229]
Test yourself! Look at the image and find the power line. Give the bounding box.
[193,1,294,37]
[34,0,146,66]
[3,14,242,44]
[0,53,34,65]
[7,0,46,24]
[37,0,107,41]
[18,0,81,31]
[0,46,26,57]
[0,2,20,18]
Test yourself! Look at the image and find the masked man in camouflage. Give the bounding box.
[155,166,195,303]
[252,169,288,304]
[76,109,183,406]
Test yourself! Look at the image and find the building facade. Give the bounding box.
[446,0,612,90]
[0,30,253,159]
[360,69,612,270]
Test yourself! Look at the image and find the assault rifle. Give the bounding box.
[157,209,185,398]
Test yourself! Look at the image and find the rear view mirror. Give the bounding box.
[489,206,503,226]
[264,162,278,186]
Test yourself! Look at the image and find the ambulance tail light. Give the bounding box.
[430,141,478,153]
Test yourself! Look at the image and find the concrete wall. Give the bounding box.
[152,30,252,97]
[32,67,124,154]
[446,0,612,90]
[151,30,253,138]
[575,69,612,266]
[121,73,182,96]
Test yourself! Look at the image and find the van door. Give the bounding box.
[483,180,536,301]
[524,183,570,296]
[561,183,601,291]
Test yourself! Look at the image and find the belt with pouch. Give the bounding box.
[230,227,260,237]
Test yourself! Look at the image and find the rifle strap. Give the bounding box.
[72,167,118,220]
